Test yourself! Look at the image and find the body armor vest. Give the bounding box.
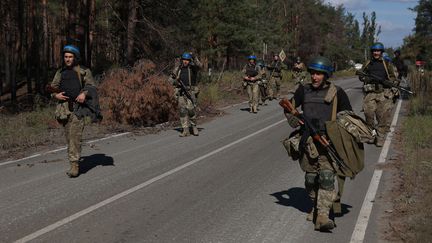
[178,65,197,87]
[245,64,259,77]
[60,69,82,100]
[302,84,334,132]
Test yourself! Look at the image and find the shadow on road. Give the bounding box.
[270,187,352,217]
[79,153,115,174]
[240,108,251,112]
[271,187,312,213]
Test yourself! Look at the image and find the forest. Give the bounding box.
[0,0,383,105]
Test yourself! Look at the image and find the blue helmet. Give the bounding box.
[181,52,193,60]
[370,42,385,52]
[247,55,257,60]
[307,56,334,77]
[63,45,80,60]
[382,52,392,62]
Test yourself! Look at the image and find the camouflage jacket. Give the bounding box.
[50,65,95,120]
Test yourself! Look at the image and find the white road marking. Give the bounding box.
[0,132,130,167]
[350,99,402,243]
[15,119,286,243]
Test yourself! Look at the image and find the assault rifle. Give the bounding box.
[279,98,353,174]
[355,70,415,96]
[45,85,74,112]
[171,73,197,107]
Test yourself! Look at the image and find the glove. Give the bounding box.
[285,113,301,128]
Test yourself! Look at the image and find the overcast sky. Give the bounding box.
[324,0,418,48]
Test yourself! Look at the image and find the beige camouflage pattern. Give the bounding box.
[63,114,85,162]
[177,88,198,129]
[300,146,336,223]
[268,76,281,98]
[246,82,259,112]
[362,89,395,141]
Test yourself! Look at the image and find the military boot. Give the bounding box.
[253,105,258,113]
[179,128,190,137]
[314,213,335,231]
[66,161,79,178]
[375,136,385,147]
[306,207,315,221]
[192,126,199,136]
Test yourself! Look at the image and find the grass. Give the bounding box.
[0,107,58,151]
[388,70,432,241]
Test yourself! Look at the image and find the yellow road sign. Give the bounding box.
[279,50,286,62]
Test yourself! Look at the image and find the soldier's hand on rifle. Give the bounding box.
[284,112,301,128]
[55,92,69,101]
[76,92,86,103]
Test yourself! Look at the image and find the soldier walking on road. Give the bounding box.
[169,52,202,137]
[359,42,399,147]
[242,55,262,113]
[284,56,353,231]
[49,45,96,178]
[292,56,307,85]
[267,54,283,99]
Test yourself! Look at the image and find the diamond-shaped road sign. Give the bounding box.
[279,50,286,62]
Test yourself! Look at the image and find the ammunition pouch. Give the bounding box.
[55,102,72,121]
[305,137,319,159]
[363,83,383,93]
[282,130,301,161]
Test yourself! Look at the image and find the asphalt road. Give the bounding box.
[1,77,392,243]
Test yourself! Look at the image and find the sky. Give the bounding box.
[324,0,418,48]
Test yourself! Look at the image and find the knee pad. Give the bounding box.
[318,170,335,190]
[305,172,318,188]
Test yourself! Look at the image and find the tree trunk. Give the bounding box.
[88,0,95,68]
[26,0,33,101]
[126,0,138,66]
[41,0,48,94]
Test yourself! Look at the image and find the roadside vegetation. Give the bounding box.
[384,71,432,242]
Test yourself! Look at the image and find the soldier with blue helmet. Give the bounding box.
[285,56,353,231]
[49,44,96,177]
[169,52,202,137]
[358,42,398,147]
[242,55,262,113]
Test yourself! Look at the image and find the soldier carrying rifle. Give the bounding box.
[282,56,362,231]
[169,52,202,137]
[242,55,262,113]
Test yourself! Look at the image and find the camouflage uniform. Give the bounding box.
[292,61,307,84]
[242,63,262,113]
[287,56,352,231]
[267,59,282,99]
[169,55,202,136]
[360,58,398,146]
[50,65,95,177]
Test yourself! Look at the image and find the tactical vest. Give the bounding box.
[245,64,259,77]
[177,65,197,87]
[302,84,335,132]
[269,61,282,77]
[363,59,393,91]
[60,68,82,100]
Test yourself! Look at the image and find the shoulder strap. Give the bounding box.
[331,94,338,121]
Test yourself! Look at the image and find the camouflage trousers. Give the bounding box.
[300,146,336,218]
[62,113,85,162]
[178,94,197,129]
[363,89,395,140]
[293,71,307,84]
[246,82,259,111]
[267,76,281,98]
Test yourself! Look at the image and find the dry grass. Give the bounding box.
[385,70,432,242]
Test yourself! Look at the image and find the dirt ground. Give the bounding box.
[377,102,432,242]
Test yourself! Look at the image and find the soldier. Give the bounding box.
[49,45,96,177]
[393,50,408,79]
[256,60,269,106]
[242,55,262,113]
[359,42,398,147]
[292,56,307,85]
[267,54,283,99]
[169,52,201,137]
[284,56,352,231]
